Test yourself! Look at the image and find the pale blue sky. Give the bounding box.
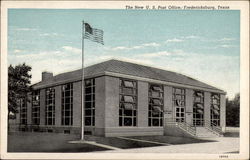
[8,9,240,99]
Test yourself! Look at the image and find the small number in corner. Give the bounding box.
[219,155,229,158]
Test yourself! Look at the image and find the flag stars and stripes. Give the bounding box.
[84,23,104,45]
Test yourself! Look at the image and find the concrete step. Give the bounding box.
[164,125,196,138]
[165,124,222,138]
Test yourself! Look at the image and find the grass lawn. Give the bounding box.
[85,136,164,149]
[126,135,215,145]
[85,135,215,149]
[8,132,217,152]
[8,132,110,152]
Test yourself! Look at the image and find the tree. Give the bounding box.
[8,63,32,119]
[226,93,240,127]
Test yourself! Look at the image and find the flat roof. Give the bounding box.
[32,59,225,93]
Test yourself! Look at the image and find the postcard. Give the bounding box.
[0,1,249,160]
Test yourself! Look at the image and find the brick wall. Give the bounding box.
[137,81,148,127]
[23,75,226,137]
[105,127,163,137]
[164,86,172,120]
[104,76,119,128]
[95,76,106,135]
[40,89,46,125]
[204,92,211,126]
[27,94,32,125]
[185,89,193,125]
[73,81,81,127]
[54,85,61,127]
[103,77,164,137]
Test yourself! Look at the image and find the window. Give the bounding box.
[85,79,95,126]
[32,90,40,125]
[193,91,204,126]
[20,98,27,125]
[62,83,73,126]
[173,88,185,122]
[119,79,137,126]
[45,88,55,125]
[211,93,220,126]
[148,84,163,127]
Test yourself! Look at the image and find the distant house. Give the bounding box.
[15,59,226,137]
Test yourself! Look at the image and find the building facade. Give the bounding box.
[16,59,226,137]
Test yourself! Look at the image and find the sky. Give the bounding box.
[8,9,240,99]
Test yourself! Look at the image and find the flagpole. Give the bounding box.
[81,20,85,140]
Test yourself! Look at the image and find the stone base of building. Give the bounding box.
[14,125,223,138]
[18,125,82,135]
[104,127,164,137]
[17,125,164,137]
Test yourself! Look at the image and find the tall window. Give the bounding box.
[85,79,95,126]
[148,84,164,127]
[211,93,220,126]
[119,79,137,126]
[32,90,40,125]
[45,88,55,125]
[193,91,204,126]
[173,88,185,122]
[20,98,27,125]
[62,83,73,126]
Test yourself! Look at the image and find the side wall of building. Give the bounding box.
[40,89,46,126]
[15,75,226,137]
[185,89,194,125]
[104,76,163,137]
[30,83,82,134]
[26,94,32,126]
[94,76,106,136]
[72,81,82,134]
[137,81,148,127]
[164,86,173,121]
[204,92,211,126]
[104,76,119,129]
[55,86,62,127]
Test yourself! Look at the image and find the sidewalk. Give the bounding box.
[101,137,239,153]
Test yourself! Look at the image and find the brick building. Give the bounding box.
[16,59,226,137]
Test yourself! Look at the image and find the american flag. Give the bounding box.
[84,23,104,45]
